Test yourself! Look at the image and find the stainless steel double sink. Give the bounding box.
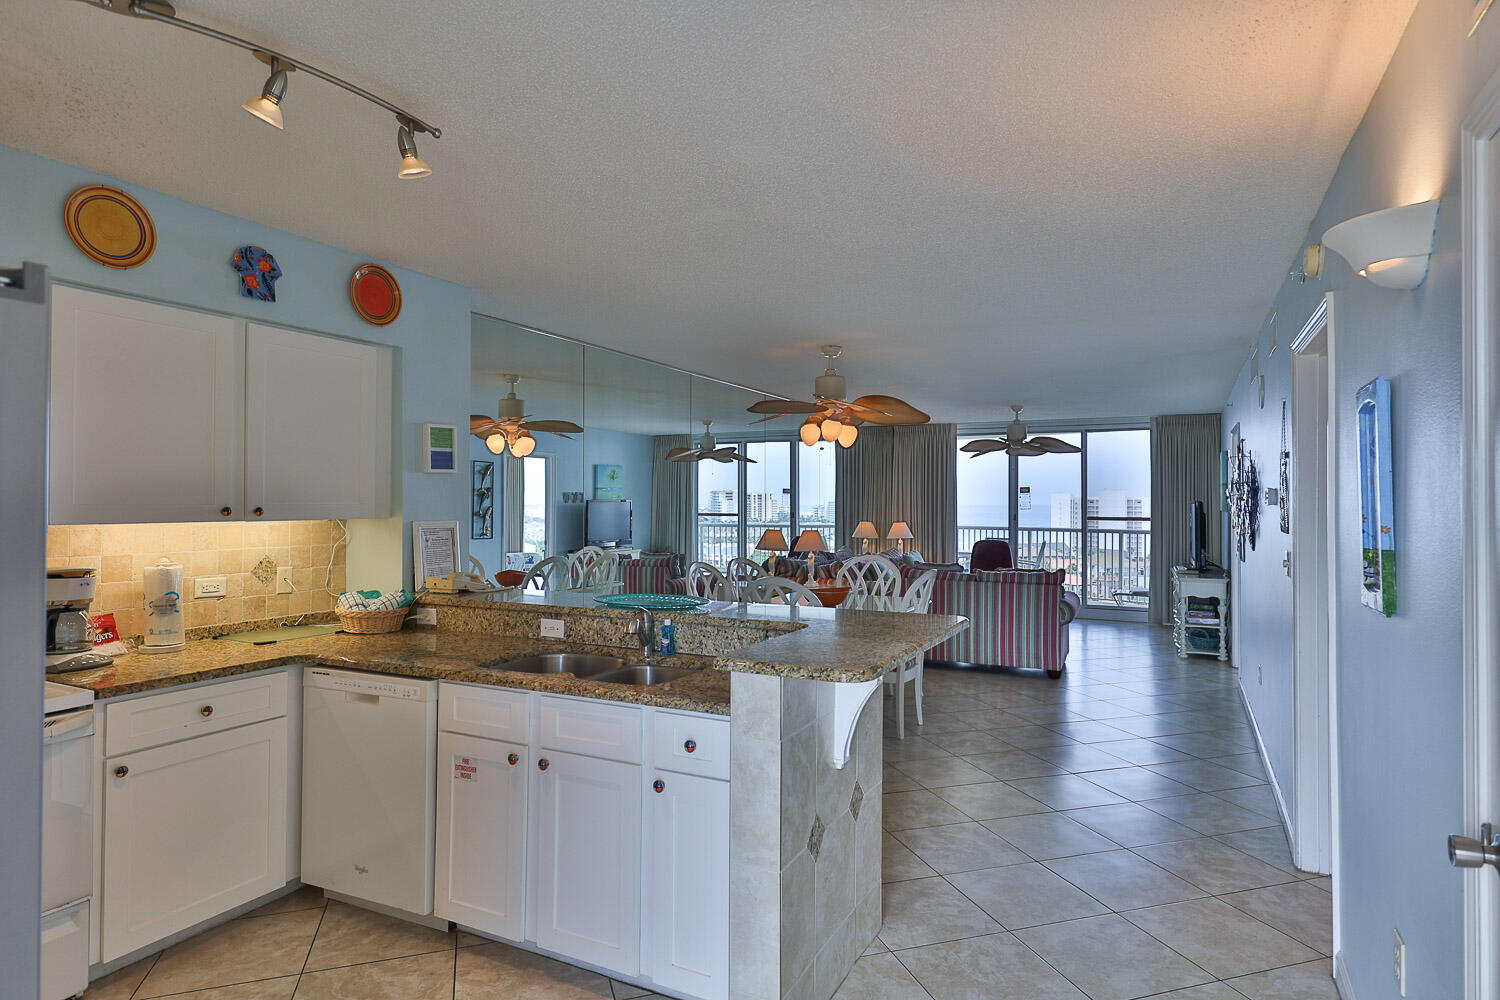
[489,653,696,687]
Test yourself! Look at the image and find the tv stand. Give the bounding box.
[1171,565,1229,662]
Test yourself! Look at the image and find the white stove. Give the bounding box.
[43,681,93,1000]
[45,680,94,714]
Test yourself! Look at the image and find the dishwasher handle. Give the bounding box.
[43,708,94,744]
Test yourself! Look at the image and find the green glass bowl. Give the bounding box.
[593,593,710,613]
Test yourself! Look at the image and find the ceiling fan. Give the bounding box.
[960,406,1081,458]
[745,345,930,448]
[469,373,584,457]
[666,421,756,464]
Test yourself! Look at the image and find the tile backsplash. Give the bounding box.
[47,521,348,639]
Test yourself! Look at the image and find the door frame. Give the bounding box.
[1289,295,1339,892]
[1460,67,1500,1000]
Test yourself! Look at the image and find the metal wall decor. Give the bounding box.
[471,460,494,539]
[1228,431,1260,562]
[1356,377,1396,616]
[1278,401,1291,534]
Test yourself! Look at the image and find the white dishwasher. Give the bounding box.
[301,668,437,915]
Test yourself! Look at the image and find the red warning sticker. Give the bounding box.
[454,756,478,781]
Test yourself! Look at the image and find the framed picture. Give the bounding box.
[412,520,461,588]
[423,423,457,473]
[1356,377,1396,616]
[593,463,624,500]
[471,461,494,539]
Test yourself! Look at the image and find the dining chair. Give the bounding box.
[726,557,766,599]
[687,561,735,601]
[836,554,900,600]
[886,569,936,739]
[523,555,567,592]
[744,576,820,607]
[567,545,606,588]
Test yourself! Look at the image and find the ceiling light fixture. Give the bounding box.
[1322,199,1440,290]
[241,56,288,128]
[84,0,442,178]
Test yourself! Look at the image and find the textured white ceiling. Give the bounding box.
[5,0,1416,422]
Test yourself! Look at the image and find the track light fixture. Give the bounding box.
[82,0,442,179]
[242,57,288,129]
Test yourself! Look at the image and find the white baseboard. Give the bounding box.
[1236,678,1297,858]
[1334,951,1357,1000]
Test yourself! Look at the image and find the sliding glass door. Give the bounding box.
[694,439,838,567]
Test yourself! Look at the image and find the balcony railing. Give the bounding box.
[695,518,834,568]
[959,524,1150,610]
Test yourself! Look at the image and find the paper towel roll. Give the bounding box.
[143,557,185,649]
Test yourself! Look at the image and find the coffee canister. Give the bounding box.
[141,557,186,653]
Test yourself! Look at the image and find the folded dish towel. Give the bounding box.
[337,589,416,613]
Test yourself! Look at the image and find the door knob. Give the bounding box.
[200,705,214,717]
[253,507,264,517]
[683,739,696,753]
[220,506,232,517]
[653,779,665,793]
[114,765,128,778]
[537,758,549,771]
[507,753,519,765]
[1450,823,1500,872]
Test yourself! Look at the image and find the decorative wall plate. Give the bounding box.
[349,263,402,325]
[63,185,156,269]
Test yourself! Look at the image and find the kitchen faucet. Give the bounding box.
[631,606,655,661]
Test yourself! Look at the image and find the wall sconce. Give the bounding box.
[1322,199,1440,290]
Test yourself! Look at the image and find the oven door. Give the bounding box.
[42,708,94,912]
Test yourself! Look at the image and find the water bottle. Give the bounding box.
[659,618,676,656]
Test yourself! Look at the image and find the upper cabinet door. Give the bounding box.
[50,287,245,524]
[245,323,392,520]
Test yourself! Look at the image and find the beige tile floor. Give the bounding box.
[842,620,1337,1000]
[84,621,1334,1000]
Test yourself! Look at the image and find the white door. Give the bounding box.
[244,323,391,520]
[647,771,729,1000]
[534,750,641,977]
[101,718,288,960]
[50,286,244,523]
[435,731,527,941]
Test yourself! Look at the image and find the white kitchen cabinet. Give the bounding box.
[646,769,729,1000]
[534,749,642,978]
[245,323,391,520]
[435,731,528,941]
[49,285,245,524]
[100,716,289,961]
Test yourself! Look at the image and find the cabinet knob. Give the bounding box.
[652,779,665,793]
[507,753,519,766]
[683,739,697,753]
[200,705,214,717]
[220,506,233,517]
[253,507,264,517]
[114,765,128,778]
[537,758,550,771]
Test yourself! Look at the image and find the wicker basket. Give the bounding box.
[336,605,411,634]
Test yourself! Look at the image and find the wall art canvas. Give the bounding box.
[1356,377,1396,616]
[593,463,624,500]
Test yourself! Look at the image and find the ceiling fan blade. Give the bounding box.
[747,399,823,415]
[731,453,756,463]
[1009,442,1047,456]
[1029,436,1082,454]
[524,420,585,433]
[665,447,697,461]
[847,394,930,424]
[960,439,1007,454]
[750,413,790,424]
[470,415,501,435]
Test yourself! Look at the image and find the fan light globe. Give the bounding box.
[821,418,843,442]
[799,422,821,446]
[485,433,507,455]
[511,432,537,457]
[837,424,858,447]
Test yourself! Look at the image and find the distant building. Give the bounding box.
[1051,491,1148,529]
[1050,493,1081,529]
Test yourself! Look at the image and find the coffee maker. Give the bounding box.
[46,568,112,672]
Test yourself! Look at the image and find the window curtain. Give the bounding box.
[651,435,697,559]
[1149,413,1223,624]
[500,454,524,556]
[836,423,957,562]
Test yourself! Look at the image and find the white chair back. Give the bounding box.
[567,545,606,588]
[896,569,937,613]
[745,576,820,607]
[523,555,567,592]
[726,557,766,598]
[836,554,901,598]
[687,561,735,601]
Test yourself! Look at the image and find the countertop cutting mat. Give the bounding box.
[218,624,343,645]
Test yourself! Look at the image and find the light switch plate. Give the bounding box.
[540,618,565,639]
[194,576,227,599]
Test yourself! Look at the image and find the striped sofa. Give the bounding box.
[900,566,1080,678]
[620,553,688,595]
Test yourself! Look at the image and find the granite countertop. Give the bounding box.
[50,629,730,715]
[422,590,970,683]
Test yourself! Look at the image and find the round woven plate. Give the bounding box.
[593,593,710,612]
[350,263,402,325]
[63,185,156,269]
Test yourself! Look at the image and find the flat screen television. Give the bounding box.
[585,499,632,547]
[1188,500,1207,570]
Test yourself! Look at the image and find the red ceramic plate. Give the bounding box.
[349,263,402,325]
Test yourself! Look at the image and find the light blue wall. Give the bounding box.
[0,143,473,589]
[1222,2,1496,996]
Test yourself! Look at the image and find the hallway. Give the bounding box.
[847,621,1335,1000]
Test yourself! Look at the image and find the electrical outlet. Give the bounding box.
[276,566,295,594]
[409,607,437,626]
[540,618,565,639]
[1394,928,1407,995]
[193,576,227,599]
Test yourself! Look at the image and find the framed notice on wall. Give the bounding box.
[423,423,457,473]
[412,520,461,588]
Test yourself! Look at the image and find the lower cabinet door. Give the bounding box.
[647,772,730,1000]
[101,717,289,960]
[534,750,642,977]
[434,731,527,940]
